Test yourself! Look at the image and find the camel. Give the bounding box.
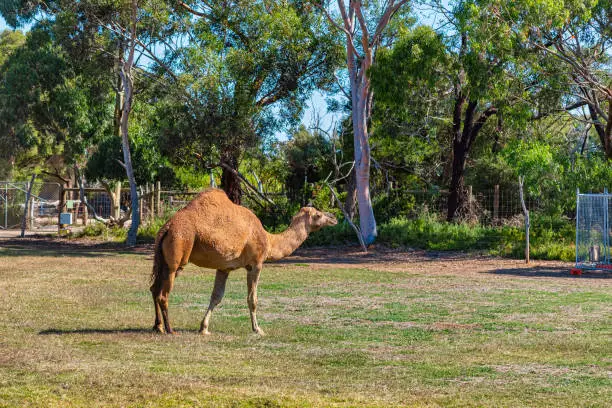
[150,188,337,335]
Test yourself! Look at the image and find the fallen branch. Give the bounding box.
[218,162,276,206]
[74,165,108,224]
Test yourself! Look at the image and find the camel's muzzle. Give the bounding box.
[324,212,338,225]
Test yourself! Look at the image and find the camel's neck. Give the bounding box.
[266,219,309,262]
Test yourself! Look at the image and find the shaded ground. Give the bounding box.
[0,237,610,407]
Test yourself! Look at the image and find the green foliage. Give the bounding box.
[155,0,342,174]
[372,190,418,223]
[369,25,447,183]
[303,221,357,247]
[76,211,177,243]
[75,222,126,242]
[283,126,335,202]
[304,213,575,261]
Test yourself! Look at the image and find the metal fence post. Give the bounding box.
[575,189,580,267]
[493,184,500,222]
[57,185,64,233]
[605,188,609,264]
[4,183,7,229]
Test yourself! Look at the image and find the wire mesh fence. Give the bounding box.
[0,180,546,233]
[0,181,62,231]
[379,186,539,226]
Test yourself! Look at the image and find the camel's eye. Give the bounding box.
[314,213,322,219]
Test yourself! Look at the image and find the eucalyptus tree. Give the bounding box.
[369,25,449,189]
[157,0,341,204]
[0,29,25,178]
[316,0,411,244]
[520,0,612,157]
[1,0,176,244]
[0,25,105,180]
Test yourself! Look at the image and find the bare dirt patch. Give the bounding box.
[2,237,611,284]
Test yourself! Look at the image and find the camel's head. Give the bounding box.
[299,207,338,232]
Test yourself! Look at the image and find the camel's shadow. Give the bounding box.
[38,327,198,335]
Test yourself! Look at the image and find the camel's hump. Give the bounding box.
[189,188,233,206]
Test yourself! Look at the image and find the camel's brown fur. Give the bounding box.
[150,188,337,335]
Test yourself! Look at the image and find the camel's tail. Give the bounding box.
[150,226,170,288]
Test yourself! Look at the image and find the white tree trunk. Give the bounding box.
[120,0,139,246]
[351,80,377,245]
[319,0,408,245]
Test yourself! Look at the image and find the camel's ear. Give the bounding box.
[302,207,316,217]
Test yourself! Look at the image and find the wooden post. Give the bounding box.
[139,186,144,223]
[467,185,473,215]
[149,183,154,220]
[144,183,149,221]
[114,182,121,219]
[156,181,161,217]
[147,183,153,220]
[29,192,35,230]
[493,184,500,222]
[149,183,155,219]
[519,176,530,264]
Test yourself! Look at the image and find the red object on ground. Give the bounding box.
[595,264,612,270]
[570,268,582,275]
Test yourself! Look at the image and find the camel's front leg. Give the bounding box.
[247,264,265,336]
[199,269,230,335]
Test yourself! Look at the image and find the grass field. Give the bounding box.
[0,240,610,407]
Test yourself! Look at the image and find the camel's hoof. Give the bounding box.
[199,329,211,336]
[254,328,265,336]
[153,325,165,334]
[168,330,179,335]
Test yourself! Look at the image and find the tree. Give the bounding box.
[525,0,612,157]
[370,25,448,190]
[1,0,181,242]
[317,0,410,244]
[0,25,105,181]
[160,0,341,204]
[283,125,334,203]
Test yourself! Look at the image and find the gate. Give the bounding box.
[574,189,612,272]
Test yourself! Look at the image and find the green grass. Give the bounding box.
[0,243,610,407]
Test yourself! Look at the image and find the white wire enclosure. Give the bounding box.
[575,189,612,269]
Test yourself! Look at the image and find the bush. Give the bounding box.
[372,190,417,223]
[75,222,126,241]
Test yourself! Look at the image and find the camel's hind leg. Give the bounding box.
[151,266,181,333]
[150,278,164,333]
[247,264,264,336]
[157,270,177,334]
[199,269,230,335]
